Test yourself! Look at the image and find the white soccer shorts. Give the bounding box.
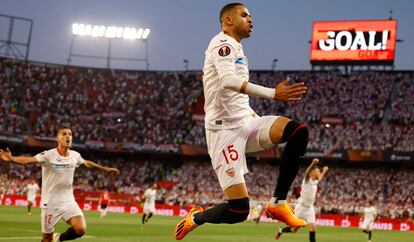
[27,195,36,204]
[143,202,156,214]
[294,204,316,224]
[362,218,374,230]
[41,202,84,234]
[206,115,279,190]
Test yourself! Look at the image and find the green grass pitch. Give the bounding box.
[0,206,412,242]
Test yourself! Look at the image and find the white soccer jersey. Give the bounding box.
[203,31,253,130]
[35,148,85,208]
[144,188,156,206]
[298,178,318,207]
[363,206,377,221]
[27,183,39,198]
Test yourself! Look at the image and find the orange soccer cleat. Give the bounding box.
[265,203,306,228]
[174,206,204,240]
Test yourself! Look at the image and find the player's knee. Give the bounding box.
[228,197,250,223]
[282,120,308,144]
[73,226,86,237]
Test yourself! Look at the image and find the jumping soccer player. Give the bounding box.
[174,2,308,240]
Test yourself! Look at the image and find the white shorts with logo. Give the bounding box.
[27,195,36,204]
[294,204,316,224]
[41,202,84,234]
[362,218,374,230]
[143,202,156,214]
[206,115,279,190]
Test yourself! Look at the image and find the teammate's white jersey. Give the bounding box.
[35,148,85,208]
[363,206,377,221]
[143,188,157,205]
[203,31,253,130]
[298,178,318,207]
[27,183,39,198]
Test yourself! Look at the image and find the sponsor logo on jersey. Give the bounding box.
[53,163,74,169]
[235,58,244,65]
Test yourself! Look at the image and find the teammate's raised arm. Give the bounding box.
[318,166,329,181]
[305,158,319,176]
[0,148,38,165]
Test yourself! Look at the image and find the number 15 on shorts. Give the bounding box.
[222,144,239,164]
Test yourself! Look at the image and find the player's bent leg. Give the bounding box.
[266,118,308,227]
[307,223,316,242]
[193,183,250,225]
[147,212,153,221]
[59,216,86,241]
[174,183,250,240]
[275,227,283,240]
[271,118,309,201]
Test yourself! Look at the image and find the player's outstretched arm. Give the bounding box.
[274,78,307,102]
[83,160,120,174]
[222,76,307,101]
[0,148,38,165]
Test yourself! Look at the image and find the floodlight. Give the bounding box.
[142,28,150,40]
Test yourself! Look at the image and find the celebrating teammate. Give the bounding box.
[275,158,329,242]
[361,201,377,242]
[174,2,308,240]
[0,127,120,242]
[141,183,157,227]
[98,188,111,218]
[26,179,40,216]
[250,202,264,225]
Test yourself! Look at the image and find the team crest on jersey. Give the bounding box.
[218,45,231,57]
[225,168,235,178]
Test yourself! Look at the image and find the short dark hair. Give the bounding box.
[219,2,245,23]
[57,126,71,135]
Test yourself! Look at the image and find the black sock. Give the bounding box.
[368,231,372,240]
[59,227,83,241]
[142,214,147,224]
[362,230,368,234]
[28,205,31,213]
[193,198,249,225]
[273,122,308,200]
[282,227,292,233]
[310,231,316,242]
[147,213,153,220]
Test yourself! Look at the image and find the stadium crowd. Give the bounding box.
[186,71,414,152]
[0,57,413,221]
[0,59,202,145]
[1,59,413,152]
[1,159,413,220]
